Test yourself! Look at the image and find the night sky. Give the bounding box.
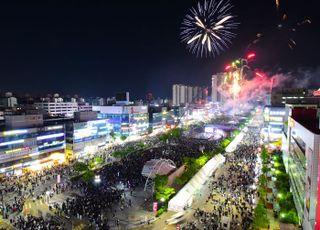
[0,1,318,99]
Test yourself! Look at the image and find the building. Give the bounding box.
[172,84,207,106]
[281,98,320,229]
[262,106,287,142]
[93,105,149,137]
[115,92,130,105]
[212,73,225,103]
[0,124,65,175]
[5,114,44,129]
[0,92,18,108]
[78,102,92,112]
[35,102,78,117]
[271,88,312,106]
[65,119,111,160]
[148,106,165,130]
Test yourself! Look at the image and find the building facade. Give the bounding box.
[211,73,225,103]
[35,102,78,117]
[282,105,320,229]
[172,84,207,106]
[0,125,65,175]
[93,105,149,137]
[65,119,111,160]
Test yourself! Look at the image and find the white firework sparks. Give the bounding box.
[181,0,239,57]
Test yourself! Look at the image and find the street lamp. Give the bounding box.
[94,175,101,184]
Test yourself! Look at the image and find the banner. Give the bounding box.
[153,202,158,215]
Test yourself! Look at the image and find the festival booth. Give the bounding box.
[225,131,245,153]
[168,154,225,212]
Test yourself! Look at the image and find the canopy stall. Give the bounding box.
[168,154,225,212]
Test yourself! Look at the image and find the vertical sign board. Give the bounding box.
[57,174,61,184]
[153,202,158,215]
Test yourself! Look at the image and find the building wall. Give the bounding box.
[0,125,65,174]
[286,118,320,229]
[65,119,110,159]
[35,102,78,117]
[5,114,44,129]
[94,106,148,137]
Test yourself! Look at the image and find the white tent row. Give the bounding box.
[225,130,246,153]
[168,154,225,212]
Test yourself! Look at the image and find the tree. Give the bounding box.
[82,170,94,183]
[94,156,104,165]
[253,201,270,229]
[120,135,127,141]
[74,162,88,172]
[109,131,116,140]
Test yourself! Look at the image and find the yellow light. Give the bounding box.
[5,148,22,154]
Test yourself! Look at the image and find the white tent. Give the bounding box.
[168,154,225,212]
[225,131,245,153]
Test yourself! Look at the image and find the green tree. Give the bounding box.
[120,135,127,141]
[253,201,270,229]
[74,162,88,172]
[94,156,104,165]
[109,131,116,140]
[82,170,94,183]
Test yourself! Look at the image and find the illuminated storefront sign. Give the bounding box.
[37,133,64,141]
[0,139,24,147]
[269,111,286,116]
[47,125,63,131]
[3,129,28,136]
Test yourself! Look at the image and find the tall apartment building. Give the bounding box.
[212,73,225,103]
[172,84,207,106]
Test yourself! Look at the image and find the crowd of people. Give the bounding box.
[12,215,62,230]
[0,117,257,230]
[49,129,221,229]
[182,127,260,230]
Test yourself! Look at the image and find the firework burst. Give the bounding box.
[181,0,239,58]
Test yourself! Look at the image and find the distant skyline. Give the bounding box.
[0,1,318,99]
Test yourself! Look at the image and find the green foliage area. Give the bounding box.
[120,135,127,141]
[110,131,116,140]
[137,142,145,149]
[159,128,184,143]
[279,210,299,225]
[156,206,167,217]
[259,175,267,188]
[74,162,88,172]
[232,130,240,136]
[278,193,296,211]
[261,166,270,174]
[176,150,218,186]
[270,151,300,225]
[153,175,175,217]
[221,139,231,148]
[94,156,104,165]
[261,147,269,164]
[82,170,95,183]
[258,187,267,203]
[253,201,270,229]
[112,144,143,158]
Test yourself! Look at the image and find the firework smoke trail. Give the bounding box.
[218,72,286,113]
[181,0,239,57]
